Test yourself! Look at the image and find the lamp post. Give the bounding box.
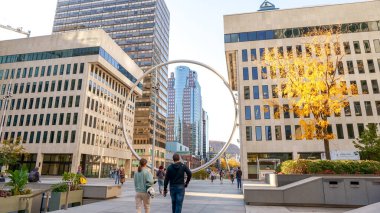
[0,84,12,140]
[151,68,160,174]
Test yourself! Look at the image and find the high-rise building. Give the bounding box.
[167,66,204,157]
[202,109,209,160]
[52,0,170,170]
[224,1,380,179]
[0,30,142,177]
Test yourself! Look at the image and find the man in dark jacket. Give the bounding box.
[236,167,243,189]
[164,153,192,213]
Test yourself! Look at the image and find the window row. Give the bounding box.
[0,64,84,81]
[244,79,380,100]
[82,130,124,149]
[3,130,76,144]
[225,21,380,43]
[244,101,380,120]
[245,123,377,142]
[0,96,81,111]
[0,79,83,96]
[5,113,79,127]
[84,113,122,136]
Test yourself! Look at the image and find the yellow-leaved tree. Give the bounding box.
[263,28,356,160]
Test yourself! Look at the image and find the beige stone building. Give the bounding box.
[224,1,380,179]
[0,29,142,177]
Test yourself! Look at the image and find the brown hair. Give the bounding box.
[173,153,180,162]
[138,158,148,172]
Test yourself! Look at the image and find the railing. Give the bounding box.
[19,188,52,213]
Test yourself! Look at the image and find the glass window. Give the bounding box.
[32,82,36,93]
[22,68,27,78]
[358,123,365,137]
[56,131,62,143]
[334,42,341,55]
[368,60,375,73]
[68,96,73,107]
[354,101,362,116]
[242,49,248,62]
[28,98,34,109]
[32,114,37,126]
[73,63,78,74]
[353,41,361,54]
[224,34,231,43]
[347,61,354,74]
[40,66,45,77]
[253,86,259,99]
[337,61,344,75]
[250,49,257,61]
[285,125,292,140]
[375,101,380,115]
[66,64,71,75]
[73,113,78,125]
[12,115,18,126]
[259,48,265,60]
[29,132,34,143]
[372,80,379,94]
[45,114,50,126]
[336,124,344,139]
[261,67,267,79]
[49,131,55,143]
[70,79,75,90]
[252,67,258,80]
[295,125,302,140]
[38,114,44,126]
[19,115,24,126]
[374,39,380,53]
[35,98,40,109]
[57,80,62,91]
[34,67,39,77]
[254,105,261,120]
[63,131,69,143]
[61,96,66,108]
[59,113,64,125]
[275,126,282,140]
[75,95,80,107]
[244,86,250,100]
[364,40,371,53]
[245,106,251,120]
[243,67,249,80]
[28,67,33,78]
[246,126,252,141]
[361,80,369,94]
[357,60,365,74]
[44,81,49,92]
[350,81,358,95]
[262,85,269,99]
[48,97,53,108]
[255,126,262,141]
[239,33,248,42]
[42,131,48,143]
[344,102,351,116]
[272,85,278,98]
[274,105,280,119]
[344,42,351,54]
[264,105,270,119]
[283,104,290,118]
[71,131,76,143]
[77,79,82,90]
[41,97,46,108]
[53,65,58,76]
[365,101,373,116]
[265,126,272,141]
[64,80,69,91]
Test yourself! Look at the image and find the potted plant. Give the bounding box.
[0,167,33,213]
[46,172,84,211]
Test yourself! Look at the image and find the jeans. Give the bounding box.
[115,175,120,184]
[158,179,164,193]
[170,185,185,213]
[237,178,242,189]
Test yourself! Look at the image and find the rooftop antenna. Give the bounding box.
[258,0,279,11]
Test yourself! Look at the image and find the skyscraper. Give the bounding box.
[53,0,170,169]
[167,66,204,157]
[202,109,209,160]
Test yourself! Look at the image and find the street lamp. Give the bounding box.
[0,84,13,140]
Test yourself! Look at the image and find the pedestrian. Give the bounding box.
[28,167,40,182]
[164,153,192,213]
[219,169,224,184]
[236,167,242,189]
[210,171,215,183]
[230,170,235,184]
[77,165,82,175]
[115,168,120,184]
[156,165,165,194]
[120,167,126,185]
[134,158,154,213]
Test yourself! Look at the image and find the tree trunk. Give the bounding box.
[324,138,331,160]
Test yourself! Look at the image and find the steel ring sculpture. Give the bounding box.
[122,59,238,173]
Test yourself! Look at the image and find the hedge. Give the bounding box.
[192,170,209,180]
[278,160,380,175]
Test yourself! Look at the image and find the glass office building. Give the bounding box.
[53,0,170,169]
[167,66,204,157]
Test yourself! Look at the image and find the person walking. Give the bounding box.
[120,167,126,185]
[230,169,235,184]
[163,153,192,213]
[219,169,224,184]
[210,171,215,183]
[115,168,120,184]
[134,158,154,213]
[156,166,165,194]
[236,167,243,190]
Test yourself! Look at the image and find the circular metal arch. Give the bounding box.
[122,60,238,173]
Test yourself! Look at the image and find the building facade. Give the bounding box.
[0,30,143,177]
[202,109,209,160]
[224,1,380,179]
[167,66,205,157]
[52,0,170,171]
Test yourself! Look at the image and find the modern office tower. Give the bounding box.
[167,66,204,157]
[202,109,209,160]
[0,30,143,177]
[224,1,380,179]
[52,0,170,170]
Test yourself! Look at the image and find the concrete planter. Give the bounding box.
[0,195,30,213]
[46,190,83,211]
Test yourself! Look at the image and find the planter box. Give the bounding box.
[45,190,83,211]
[0,195,31,213]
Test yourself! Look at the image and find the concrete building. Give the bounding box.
[224,1,380,179]
[0,30,143,177]
[52,0,170,171]
[167,66,204,157]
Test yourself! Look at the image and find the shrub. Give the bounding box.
[51,182,69,192]
[279,160,380,175]
[5,167,31,196]
[192,170,209,180]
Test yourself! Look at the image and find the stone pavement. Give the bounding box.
[54,178,246,213]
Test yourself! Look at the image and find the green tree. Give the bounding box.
[353,123,380,161]
[0,138,27,167]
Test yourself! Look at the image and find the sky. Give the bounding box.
[0,0,366,145]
